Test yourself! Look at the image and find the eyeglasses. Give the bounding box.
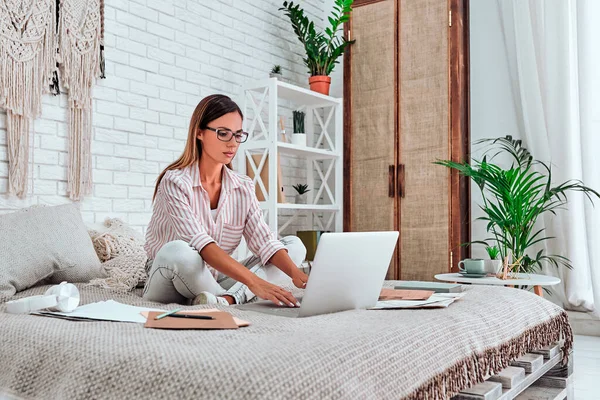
[206,127,249,143]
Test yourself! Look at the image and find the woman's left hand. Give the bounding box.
[292,269,308,289]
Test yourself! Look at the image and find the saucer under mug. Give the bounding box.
[459,271,487,278]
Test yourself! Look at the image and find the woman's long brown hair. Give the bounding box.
[152,94,243,201]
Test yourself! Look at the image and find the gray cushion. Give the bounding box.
[0,203,104,298]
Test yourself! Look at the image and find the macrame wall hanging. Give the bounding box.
[57,0,104,200]
[0,0,57,197]
[0,0,104,200]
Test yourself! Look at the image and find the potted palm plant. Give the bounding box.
[280,0,354,95]
[436,136,600,275]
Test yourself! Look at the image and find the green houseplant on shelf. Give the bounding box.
[435,135,600,275]
[293,183,310,204]
[291,110,306,146]
[270,65,283,79]
[280,0,354,95]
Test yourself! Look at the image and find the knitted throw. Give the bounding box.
[87,218,148,292]
[0,284,573,400]
[0,0,57,197]
[58,0,102,200]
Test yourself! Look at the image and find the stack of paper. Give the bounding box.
[33,300,165,323]
[369,292,466,310]
[33,301,252,327]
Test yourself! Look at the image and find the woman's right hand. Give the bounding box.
[247,277,300,308]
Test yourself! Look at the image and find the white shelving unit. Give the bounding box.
[237,77,344,240]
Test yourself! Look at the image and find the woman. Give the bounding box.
[143,94,308,307]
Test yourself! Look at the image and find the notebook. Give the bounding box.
[140,309,250,327]
[379,289,434,300]
[144,311,239,330]
[394,281,463,293]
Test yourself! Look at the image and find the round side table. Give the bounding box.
[434,273,561,297]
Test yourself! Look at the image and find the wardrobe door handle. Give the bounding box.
[388,165,396,198]
[397,164,405,198]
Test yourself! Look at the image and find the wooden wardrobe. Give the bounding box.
[343,0,470,281]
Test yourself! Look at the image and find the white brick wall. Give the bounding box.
[0,0,342,236]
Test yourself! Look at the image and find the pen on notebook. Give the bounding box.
[155,308,182,320]
[167,313,215,320]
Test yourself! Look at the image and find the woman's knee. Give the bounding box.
[153,240,204,276]
[281,236,306,266]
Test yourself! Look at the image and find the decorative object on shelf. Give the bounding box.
[436,135,600,275]
[57,0,104,200]
[296,230,328,261]
[292,183,310,204]
[0,0,57,197]
[270,64,283,79]
[484,245,502,274]
[280,0,355,96]
[291,110,306,146]
[245,154,285,203]
[279,116,287,142]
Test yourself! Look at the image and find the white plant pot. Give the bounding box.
[291,133,306,146]
[295,194,307,204]
[270,73,283,79]
[484,259,503,274]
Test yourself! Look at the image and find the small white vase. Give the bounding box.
[484,259,503,274]
[295,194,307,204]
[270,72,283,79]
[291,133,306,146]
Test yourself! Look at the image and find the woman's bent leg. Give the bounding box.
[142,240,225,304]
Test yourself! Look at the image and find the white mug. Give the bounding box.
[458,258,486,275]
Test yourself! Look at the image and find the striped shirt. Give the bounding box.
[144,163,285,279]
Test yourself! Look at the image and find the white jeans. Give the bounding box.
[142,236,306,304]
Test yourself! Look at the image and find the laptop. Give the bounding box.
[237,231,399,318]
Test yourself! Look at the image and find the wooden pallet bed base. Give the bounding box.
[452,343,573,400]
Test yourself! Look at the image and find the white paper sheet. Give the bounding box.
[33,300,165,323]
[369,293,466,310]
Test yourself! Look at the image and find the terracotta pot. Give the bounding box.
[309,75,331,96]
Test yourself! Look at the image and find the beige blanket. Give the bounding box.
[0,282,572,400]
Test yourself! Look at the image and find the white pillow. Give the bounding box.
[0,203,104,299]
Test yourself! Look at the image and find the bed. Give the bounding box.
[0,281,572,400]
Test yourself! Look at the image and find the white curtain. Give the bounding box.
[497,0,600,315]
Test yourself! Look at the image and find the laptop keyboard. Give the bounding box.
[266,307,300,317]
[237,297,303,317]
